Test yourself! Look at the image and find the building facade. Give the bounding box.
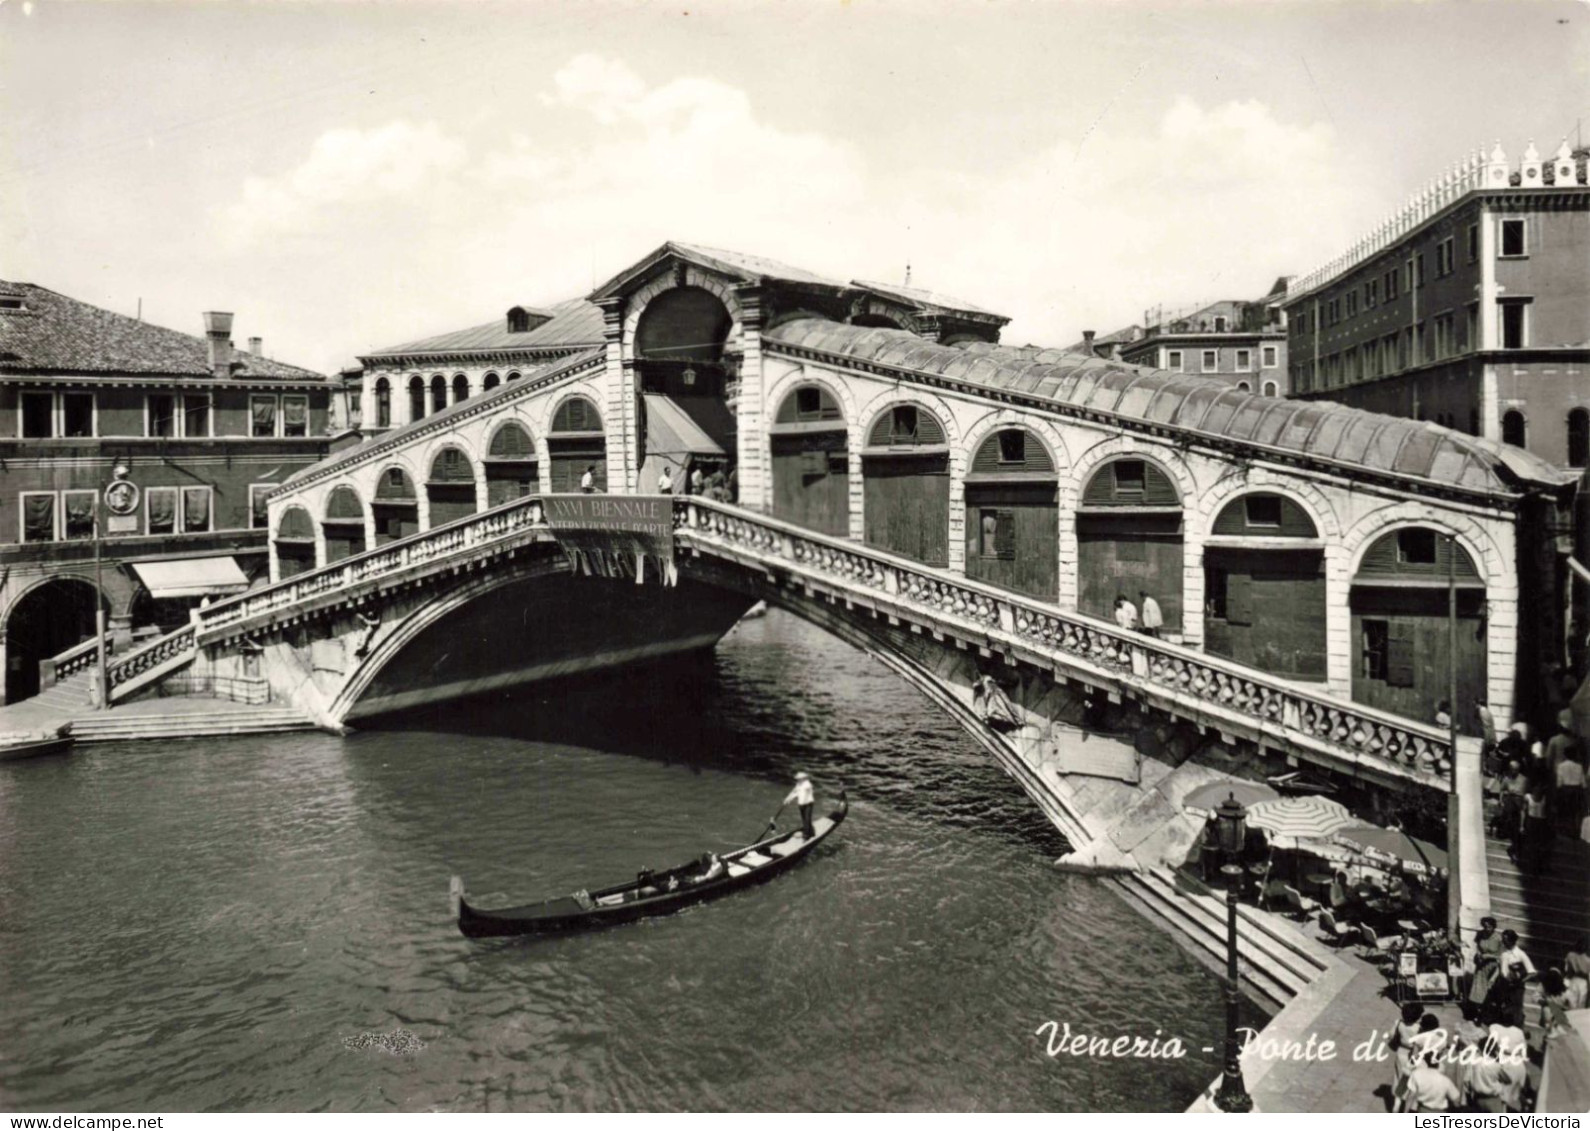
[1284,141,1590,468]
[1116,284,1291,397]
[0,282,336,702]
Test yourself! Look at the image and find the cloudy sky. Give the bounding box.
[2,0,1586,373]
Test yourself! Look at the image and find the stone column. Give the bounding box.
[597,298,631,494]
[1323,541,1353,697]
[734,284,767,510]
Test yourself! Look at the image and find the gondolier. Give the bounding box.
[786,771,816,838]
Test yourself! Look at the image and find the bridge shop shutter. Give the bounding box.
[1224,572,1253,626]
[1385,622,1416,687]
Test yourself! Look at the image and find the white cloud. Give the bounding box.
[217,121,466,251]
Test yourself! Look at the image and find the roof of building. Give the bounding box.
[280,345,605,490]
[766,318,1572,495]
[851,279,1007,322]
[0,281,326,380]
[365,297,604,359]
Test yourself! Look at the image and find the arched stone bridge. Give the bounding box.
[87,243,1575,832]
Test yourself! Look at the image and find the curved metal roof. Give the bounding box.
[766,319,1570,495]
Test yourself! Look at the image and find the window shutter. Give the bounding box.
[1386,622,1416,687]
[183,488,210,532]
[24,495,55,541]
[1226,572,1253,625]
[994,509,1016,560]
[148,489,176,533]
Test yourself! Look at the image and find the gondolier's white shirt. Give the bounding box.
[786,780,814,806]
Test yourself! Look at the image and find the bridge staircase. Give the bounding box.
[1482,829,1590,967]
[68,701,318,744]
[1108,865,1335,1009]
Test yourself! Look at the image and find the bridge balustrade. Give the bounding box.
[96,492,1454,787]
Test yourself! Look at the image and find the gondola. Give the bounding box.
[0,725,74,764]
[451,791,848,938]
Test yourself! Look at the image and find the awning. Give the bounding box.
[131,556,250,600]
[643,394,728,457]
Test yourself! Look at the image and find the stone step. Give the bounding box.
[72,710,317,742]
[1107,878,1302,1009]
[1144,866,1335,980]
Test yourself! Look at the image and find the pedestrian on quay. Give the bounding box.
[1463,1033,1524,1113]
[784,771,816,839]
[1467,917,1503,1018]
[1497,761,1528,847]
[1521,787,1552,873]
[1485,930,1535,1027]
[1564,937,1590,1009]
[1139,590,1163,637]
[1401,1047,1461,1113]
[1113,594,1138,632]
[1556,751,1586,836]
[1390,1001,1424,1109]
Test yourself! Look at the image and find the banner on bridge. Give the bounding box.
[537,494,676,586]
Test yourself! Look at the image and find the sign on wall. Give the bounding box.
[537,494,675,585]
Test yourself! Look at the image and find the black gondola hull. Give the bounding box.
[456,799,847,938]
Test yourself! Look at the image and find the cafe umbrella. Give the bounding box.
[1243,796,1358,848]
[1331,825,1449,877]
[1182,781,1280,815]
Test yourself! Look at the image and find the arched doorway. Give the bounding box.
[274,505,317,579]
[427,447,477,526]
[323,486,367,563]
[769,384,848,536]
[429,376,447,415]
[548,396,606,492]
[1350,527,1487,732]
[862,403,950,567]
[372,467,419,545]
[963,428,1058,600]
[1076,457,1183,632]
[452,374,469,404]
[1203,493,1326,678]
[408,377,425,423]
[1501,410,1526,447]
[485,421,538,505]
[635,287,736,489]
[4,578,105,703]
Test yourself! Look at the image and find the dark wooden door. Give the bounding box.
[771,432,849,536]
[1204,548,1326,678]
[964,481,1058,600]
[863,453,950,566]
[1075,511,1183,630]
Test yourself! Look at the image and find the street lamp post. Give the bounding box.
[1213,792,1254,1114]
[92,503,107,710]
[1444,534,1460,933]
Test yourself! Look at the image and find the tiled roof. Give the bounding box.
[851,279,1007,321]
[365,298,604,359]
[281,346,605,489]
[766,319,1572,495]
[0,281,326,380]
[667,242,849,289]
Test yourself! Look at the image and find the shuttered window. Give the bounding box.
[183,487,211,533]
[22,493,55,542]
[978,508,1015,560]
[184,396,210,437]
[147,487,177,535]
[553,397,603,433]
[63,491,95,540]
[1385,622,1416,687]
[282,396,308,438]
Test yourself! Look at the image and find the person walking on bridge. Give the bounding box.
[1113,594,1138,632]
[1139,590,1163,637]
[784,772,816,839]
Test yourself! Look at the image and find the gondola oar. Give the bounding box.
[757,802,787,842]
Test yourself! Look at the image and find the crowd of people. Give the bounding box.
[654,460,737,502]
[1486,708,1590,869]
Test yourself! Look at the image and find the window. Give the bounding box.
[62,393,94,438]
[1415,253,1425,288]
[1346,291,1358,318]
[508,308,530,333]
[1165,349,1183,371]
[182,486,211,533]
[21,392,53,438]
[977,508,1015,560]
[1386,268,1398,301]
[889,405,919,444]
[997,429,1025,464]
[1499,300,1527,349]
[1467,223,1479,263]
[375,378,391,428]
[1501,409,1527,447]
[21,492,56,542]
[348,388,362,424]
[1437,237,1454,276]
[148,394,177,438]
[430,375,447,413]
[282,395,308,438]
[1261,345,1278,369]
[1569,409,1590,469]
[796,386,823,419]
[1205,567,1228,620]
[1465,305,1478,352]
[250,396,277,438]
[63,490,95,540]
[1397,528,1437,564]
[250,484,275,529]
[146,487,177,535]
[1244,495,1282,529]
[1113,460,1145,495]
[1433,312,1455,360]
[183,395,210,438]
[1201,349,1218,372]
[1214,315,1228,332]
[1263,381,1278,397]
[507,371,522,382]
[482,373,500,392]
[1415,322,1426,365]
[1499,218,1525,257]
[1362,618,1389,681]
[452,374,469,404]
[1237,381,1251,393]
[1364,281,1375,309]
[408,377,425,422]
[1235,349,1252,372]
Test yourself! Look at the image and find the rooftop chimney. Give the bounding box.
[248,336,262,358]
[1082,330,1096,355]
[203,311,234,378]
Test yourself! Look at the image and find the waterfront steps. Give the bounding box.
[70,703,317,744]
[1483,831,1590,965]
[31,672,96,714]
[1109,866,1334,1009]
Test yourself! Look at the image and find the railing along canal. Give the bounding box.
[98,493,1455,785]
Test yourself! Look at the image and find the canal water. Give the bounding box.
[0,611,1240,1112]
